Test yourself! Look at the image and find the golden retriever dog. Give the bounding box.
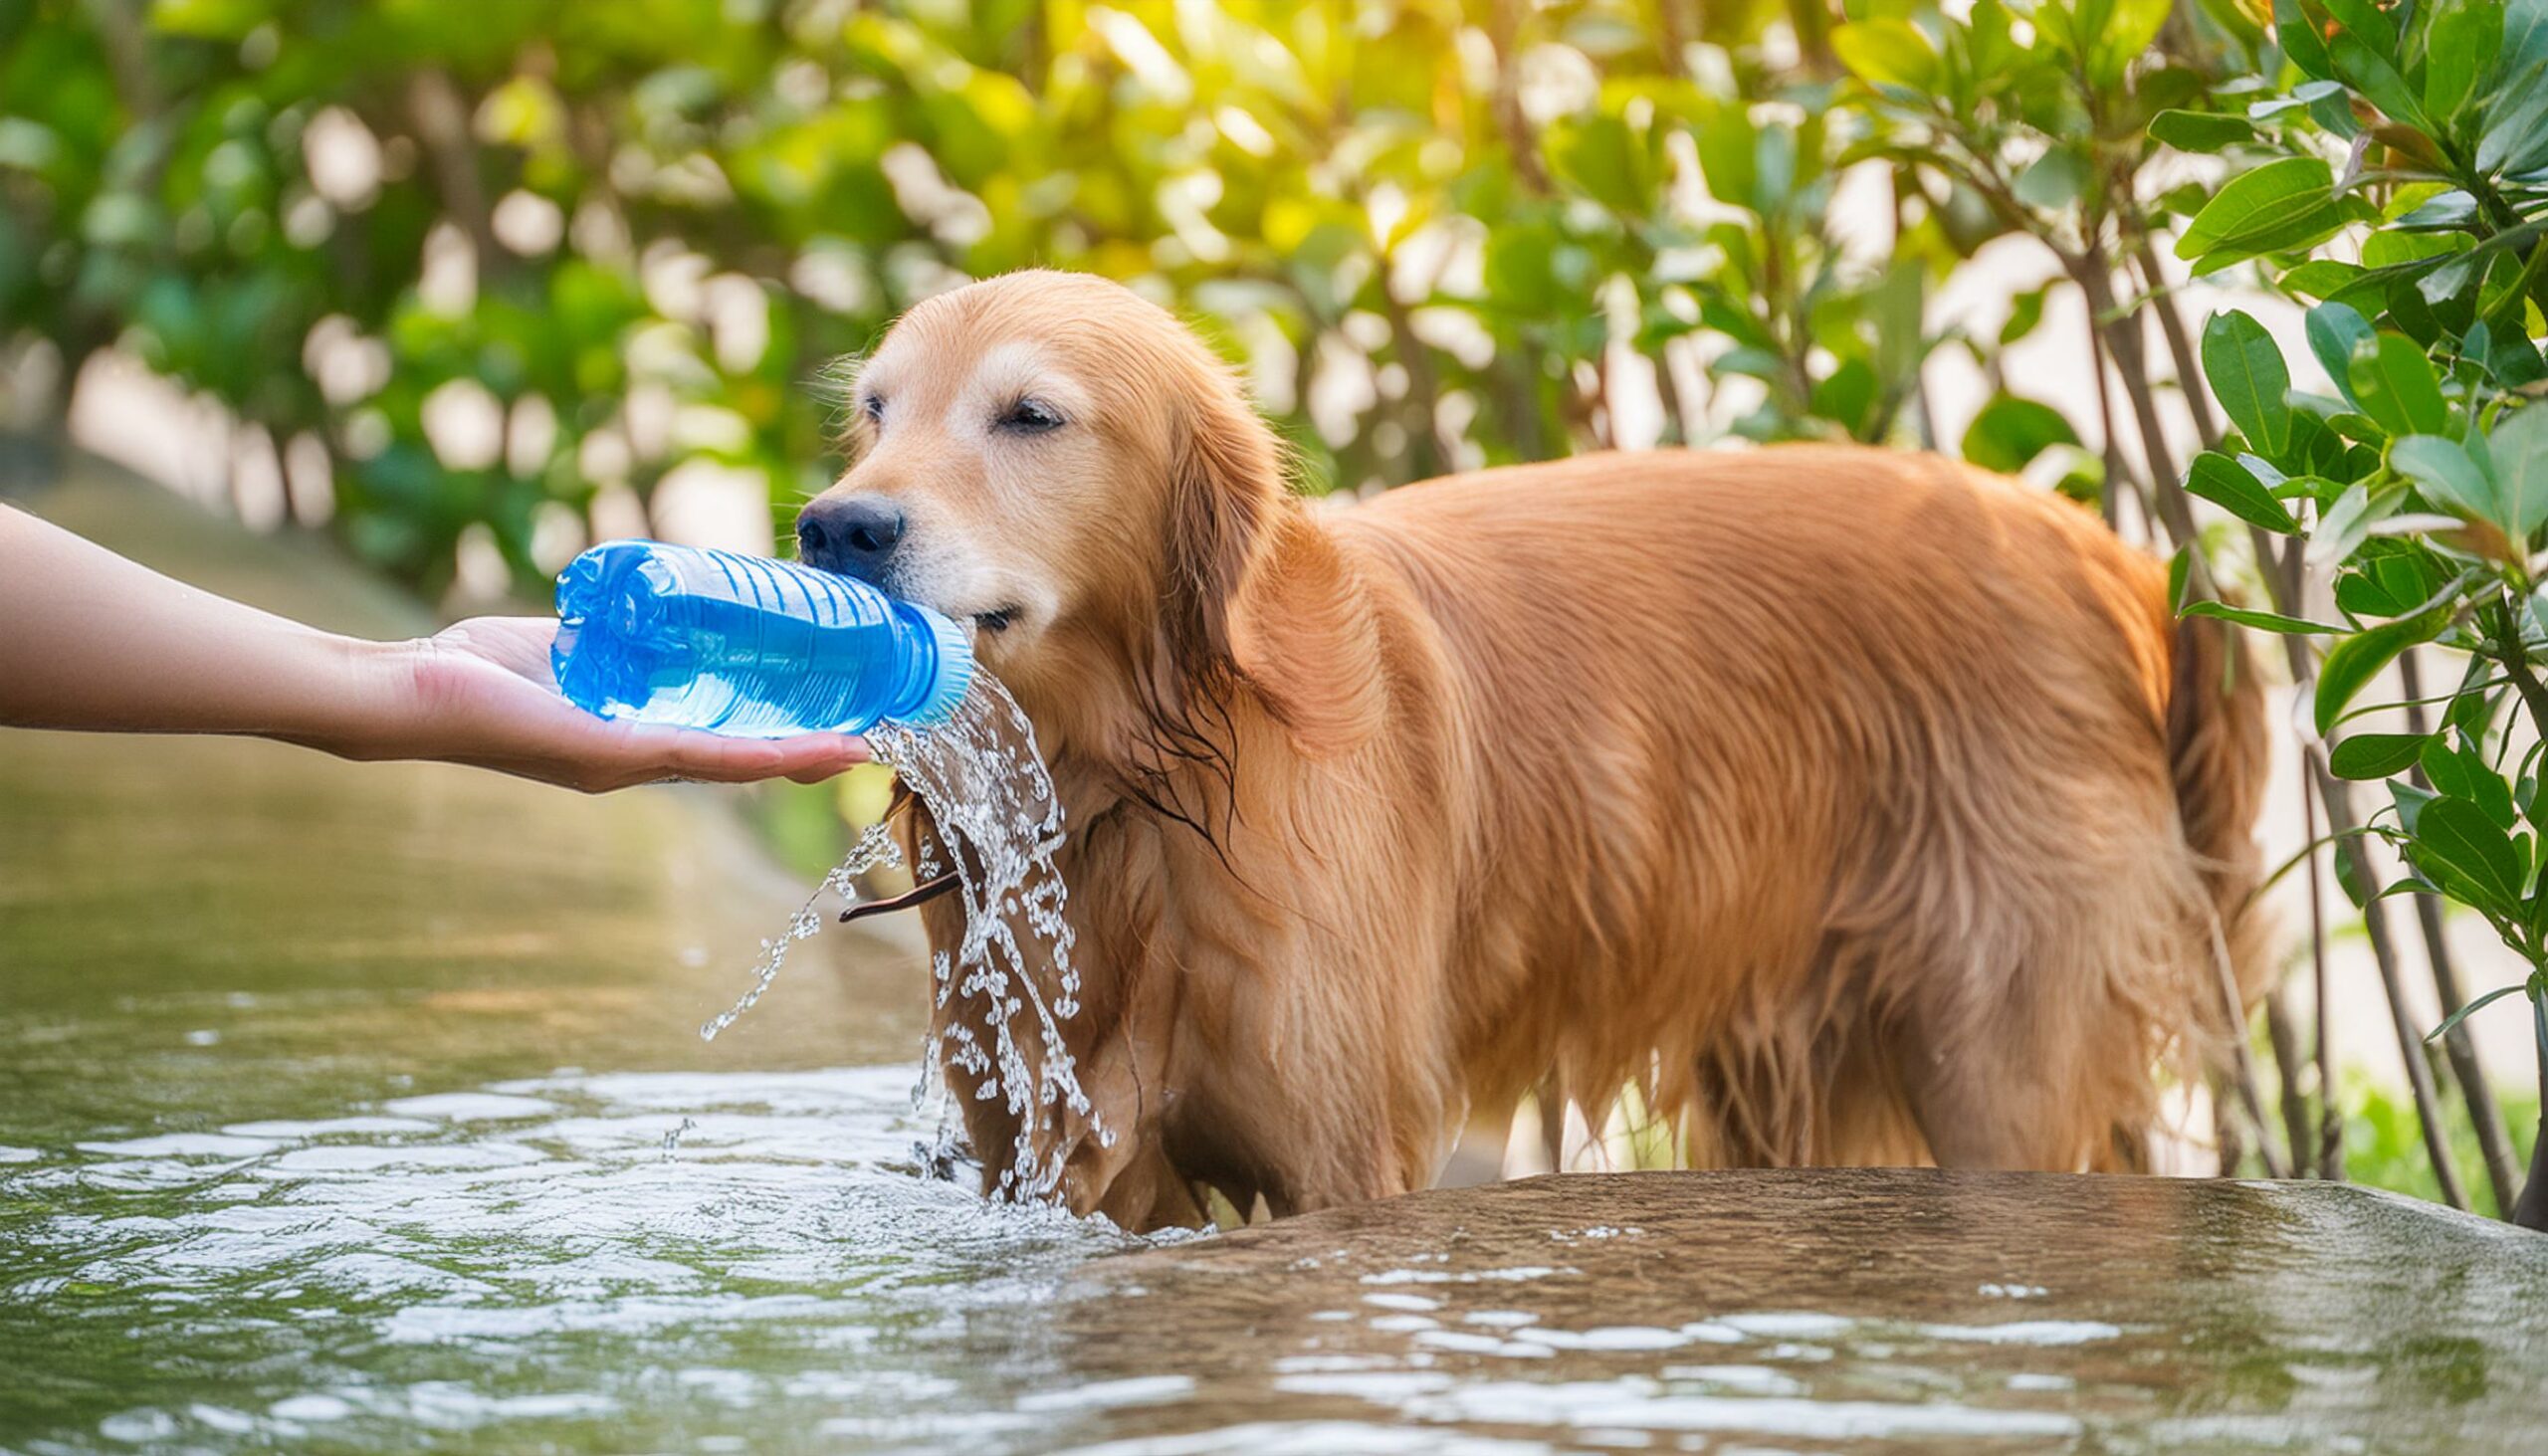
[796,269,2268,1232]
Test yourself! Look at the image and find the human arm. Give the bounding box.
[0,506,868,791]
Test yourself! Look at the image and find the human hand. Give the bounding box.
[358,616,871,792]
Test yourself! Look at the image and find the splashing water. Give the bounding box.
[659,1115,697,1160]
[697,819,901,1043]
[699,675,1107,1204]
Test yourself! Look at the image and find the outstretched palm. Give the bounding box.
[409,617,869,792]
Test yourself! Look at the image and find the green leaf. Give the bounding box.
[2275,0,2338,79]
[1810,356,1880,437]
[2423,733,2482,800]
[2250,78,2349,120]
[2507,0,2548,77]
[1832,19,1940,92]
[2316,608,2454,732]
[2409,796,2527,915]
[2306,303,2376,408]
[2488,404,2548,545]
[1547,113,1653,215]
[2183,599,2347,634]
[2474,750,2523,828]
[2151,108,2256,152]
[1961,392,2079,474]
[2013,148,2090,210]
[2203,310,2293,458]
[1690,106,1757,212]
[2425,0,2506,125]
[2477,57,2548,173]
[2331,731,2436,778]
[2186,452,2301,532]
[2282,260,2364,300]
[2317,0,2399,47]
[2176,156,2366,274]
[2349,333,2450,437]
[2390,434,2500,525]
[2418,251,2486,310]
[2337,566,2408,617]
[2098,0,2178,80]
[2450,683,2501,740]
[2326,26,2432,130]
[2309,480,2384,567]
[2167,545,2193,613]
[2427,981,2531,1042]
[2395,778,2441,834]
[2000,284,2052,345]
[2383,194,2479,236]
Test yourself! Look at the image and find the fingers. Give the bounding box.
[633,728,870,786]
[456,659,873,791]
[784,734,872,783]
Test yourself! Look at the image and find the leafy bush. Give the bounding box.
[2158,0,2548,1220]
[1,0,2069,593]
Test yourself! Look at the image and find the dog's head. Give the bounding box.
[812,274,1397,1224]
[797,271,1286,758]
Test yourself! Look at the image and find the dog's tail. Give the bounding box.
[2165,613,2273,1005]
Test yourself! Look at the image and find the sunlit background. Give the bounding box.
[2,0,2270,587]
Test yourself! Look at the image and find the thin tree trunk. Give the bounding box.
[1652,349,1690,447]
[2213,934,2292,1176]
[1893,173,1939,452]
[1487,0,1551,193]
[407,70,503,277]
[2516,997,2548,1229]
[2074,256,2189,535]
[2130,238,2224,452]
[1377,288,1446,484]
[2265,986,2317,1173]
[2305,763,2345,1178]
[2317,766,2472,1209]
[2085,289,2126,531]
[2214,1086,2246,1177]
[1789,0,1836,73]
[2234,506,2453,1195]
[2250,593,2450,1194]
[94,0,160,123]
[1653,0,1694,77]
[2399,647,2525,1213]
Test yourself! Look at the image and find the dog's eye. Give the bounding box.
[861,393,884,425]
[998,397,1064,434]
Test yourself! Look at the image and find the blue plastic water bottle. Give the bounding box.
[551,540,973,737]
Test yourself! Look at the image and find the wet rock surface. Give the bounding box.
[1052,1168,2548,1452]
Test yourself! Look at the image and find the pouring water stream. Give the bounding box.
[692,675,1109,1200]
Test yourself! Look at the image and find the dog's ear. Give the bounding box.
[1162,375,1384,758]
[1225,510,1389,756]
[1164,387,1279,681]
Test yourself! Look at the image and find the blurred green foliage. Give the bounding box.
[1,0,2143,596]
[2349,1080,2541,1220]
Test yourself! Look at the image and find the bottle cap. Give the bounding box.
[904,603,977,726]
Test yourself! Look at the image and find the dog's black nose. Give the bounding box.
[796,495,906,578]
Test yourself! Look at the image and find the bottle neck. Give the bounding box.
[890,600,975,726]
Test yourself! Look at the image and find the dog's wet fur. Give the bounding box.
[800,270,2268,1232]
